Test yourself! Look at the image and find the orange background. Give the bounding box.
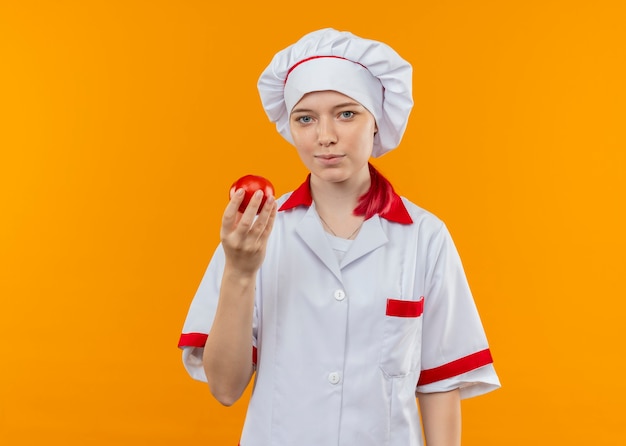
[1,1,625,444]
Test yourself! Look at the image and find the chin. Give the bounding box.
[315,169,350,183]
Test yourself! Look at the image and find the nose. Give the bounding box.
[317,118,337,147]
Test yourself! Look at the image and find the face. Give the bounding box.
[289,90,378,186]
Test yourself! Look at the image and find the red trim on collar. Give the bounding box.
[278,175,413,224]
[383,193,413,224]
[278,177,314,210]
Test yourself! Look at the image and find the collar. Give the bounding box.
[278,175,413,224]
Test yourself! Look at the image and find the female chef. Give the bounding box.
[178,28,500,446]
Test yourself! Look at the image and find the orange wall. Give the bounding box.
[1,1,625,444]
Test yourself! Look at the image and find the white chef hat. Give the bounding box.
[258,28,413,158]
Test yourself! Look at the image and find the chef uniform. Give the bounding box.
[179,28,500,446]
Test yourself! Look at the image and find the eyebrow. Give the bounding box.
[291,101,362,115]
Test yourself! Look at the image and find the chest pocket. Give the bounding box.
[379,297,424,377]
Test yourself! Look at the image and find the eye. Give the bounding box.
[339,111,354,119]
[297,115,312,124]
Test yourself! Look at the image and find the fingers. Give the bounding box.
[234,190,263,231]
[220,190,277,274]
[256,195,277,241]
[223,189,276,236]
[222,188,246,231]
[240,191,275,237]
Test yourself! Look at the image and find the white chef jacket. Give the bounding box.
[179,177,500,446]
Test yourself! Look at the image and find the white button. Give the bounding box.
[334,289,346,301]
[328,372,341,384]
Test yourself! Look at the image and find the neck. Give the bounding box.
[310,168,371,212]
[310,168,370,238]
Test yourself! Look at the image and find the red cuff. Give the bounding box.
[178,332,207,348]
[178,333,258,366]
[417,349,493,386]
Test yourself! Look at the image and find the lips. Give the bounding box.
[315,154,345,166]
[315,154,344,159]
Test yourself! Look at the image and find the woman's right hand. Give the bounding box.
[205,189,276,405]
[220,188,277,275]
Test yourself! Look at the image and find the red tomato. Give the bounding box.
[230,174,275,214]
